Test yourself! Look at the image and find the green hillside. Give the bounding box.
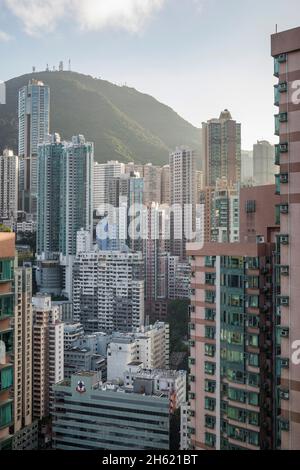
[0,71,201,165]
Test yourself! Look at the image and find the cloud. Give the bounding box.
[0,30,12,41]
[4,0,166,36]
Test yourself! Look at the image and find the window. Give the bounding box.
[228,387,247,403]
[205,256,216,268]
[205,362,216,375]
[205,326,215,340]
[248,411,259,426]
[205,432,216,448]
[248,296,259,308]
[205,273,216,285]
[205,344,215,357]
[205,380,216,393]
[205,397,216,411]
[226,369,245,384]
[248,431,259,446]
[245,200,256,213]
[248,392,259,406]
[227,406,247,423]
[205,415,216,429]
[248,353,259,367]
[205,290,216,304]
[248,373,259,387]
[227,425,247,443]
[247,315,259,328]
[205,308,216,321]
[248,334,259,348]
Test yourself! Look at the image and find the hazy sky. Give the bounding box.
[0,0,299,149]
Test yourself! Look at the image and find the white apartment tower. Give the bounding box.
[170,147,197,260]
[94,160,125,212]
[0,149,18,221]
[73,251,144,333]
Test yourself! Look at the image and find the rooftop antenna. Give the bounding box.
[68,59,71,71]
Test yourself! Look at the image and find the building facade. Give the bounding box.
[187,242,275,450]
[52,371,170,450]
[271,25,300,450]
[253,140,277,186]
[0,232,15,450]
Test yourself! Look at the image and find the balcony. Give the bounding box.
[274,85,280,106]
[0,364,13,392]
[274,54,287,77]
[0,260,14,283]
[0,294,14,320]
[0,400,13,430]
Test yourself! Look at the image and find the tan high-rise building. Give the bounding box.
[161,164,170,205]
[143,163,162,205]
[202,110,241,187]
[187,241,276,450]
[13,267,33,432]
[0,232,15,450]
[272,25,300,450]
[32,295,64,420]
[253,140,277,186]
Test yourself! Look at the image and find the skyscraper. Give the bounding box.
[170,146,197,260]
[32,295,64,420]
[187,241,275,450]
[13,267,33,436]
[253,140,277,186]
[202,110,241,187]
[93,160,125,212]
[18,80,50,216]
[37,133,94,297]
[271,25,300,450]
[161,164,170,205]
[0,149,18,222]
[143,163,162,205]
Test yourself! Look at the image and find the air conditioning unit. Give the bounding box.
[280,358,289,368]
[256,235,265,244]
[280,143,288,153]
[278,82,288,92]
[279,390,289,400]
[278,53,287,63]
[280,296,289,306]
[280,266,289,276]
[280,328,289,338]
[279,235,289,245]
[280,204,289,214]
[280,173,288,184]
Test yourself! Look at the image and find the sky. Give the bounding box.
[0,0,299,149]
